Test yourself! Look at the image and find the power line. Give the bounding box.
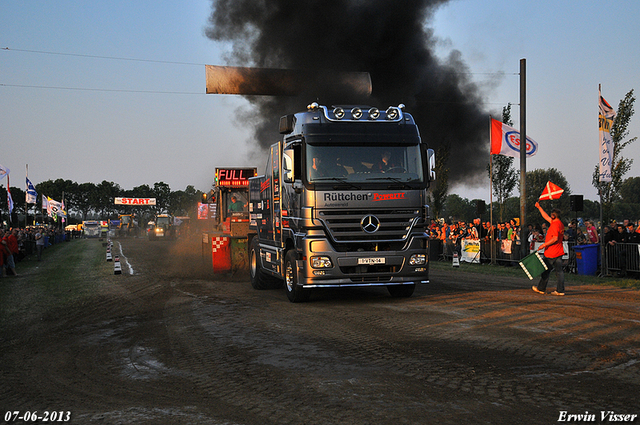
[2,47,206,67]
[2,46,517,76]
[1,46,517,100]
[0,83,202,95]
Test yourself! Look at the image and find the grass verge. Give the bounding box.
[429,257,640,289]
[0,238,112,325]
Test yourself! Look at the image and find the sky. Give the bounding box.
[1,0,639,202]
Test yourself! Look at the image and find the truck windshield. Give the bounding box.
[225,191,248,216]
[157,217,170,226]
[306,144,424,184]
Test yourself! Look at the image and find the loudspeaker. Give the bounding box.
[476,200,486,215]
[570,195,583,212]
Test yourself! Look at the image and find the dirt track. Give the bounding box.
[2,236,640,424]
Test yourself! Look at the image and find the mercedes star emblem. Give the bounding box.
[361,215,380,233]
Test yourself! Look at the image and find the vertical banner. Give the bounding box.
[7,175,13,215]
[599,89,616,182]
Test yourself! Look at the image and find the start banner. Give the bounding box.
[114,197,156,205]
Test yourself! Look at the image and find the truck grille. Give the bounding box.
[317,209,420,243]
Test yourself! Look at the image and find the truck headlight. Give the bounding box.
[409,254,426,265]
[310,256,333,268]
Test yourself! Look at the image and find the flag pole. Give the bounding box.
[7,174,10,226]
[598,84,606,277]
[489,116,495,265]
[25,165,27,229]
[61,191,65,232]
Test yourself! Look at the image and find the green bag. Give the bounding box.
[519,251,548,280]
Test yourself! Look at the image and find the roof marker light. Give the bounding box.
[386,107,399,120]
[368,108,380,119]
[351,107,363,119]
[334,107,345,119]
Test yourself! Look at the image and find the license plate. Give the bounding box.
[358,257,385,265]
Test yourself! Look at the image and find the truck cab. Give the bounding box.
[213,167,255,234]
[249,103,435,302]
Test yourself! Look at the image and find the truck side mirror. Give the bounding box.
[283,149,294,183]
[427,148,436,181]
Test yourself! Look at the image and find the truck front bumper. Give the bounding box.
[298,235,429,287]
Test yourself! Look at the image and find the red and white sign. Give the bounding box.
[539,181,564,200]
[211,236,231,273]
[114,197,157,205]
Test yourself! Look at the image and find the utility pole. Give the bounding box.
[519,58,527,259]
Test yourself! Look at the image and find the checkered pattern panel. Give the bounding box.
[212,237,229,253]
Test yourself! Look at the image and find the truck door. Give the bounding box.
[271,142,282,247]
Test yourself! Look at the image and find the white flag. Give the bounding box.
[490,118,538,158]
[26,177,38,204]
[599,90,616,182]
[48,197,64,219]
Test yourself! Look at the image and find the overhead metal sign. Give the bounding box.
[205,65,372,97]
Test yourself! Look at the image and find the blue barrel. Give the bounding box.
[573,244,600,275]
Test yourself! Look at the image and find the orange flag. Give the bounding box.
[539,181,564,200]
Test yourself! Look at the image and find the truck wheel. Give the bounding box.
[249,238,282,290]
[285,250,309,303]
[387,284,415,298]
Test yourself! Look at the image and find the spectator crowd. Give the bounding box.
[1,226,73,278]
[427,217,640,276]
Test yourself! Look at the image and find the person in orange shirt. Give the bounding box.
[532,202,566,296]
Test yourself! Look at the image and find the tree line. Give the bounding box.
[430,89,637,226]
[0,179,205,224]
[435,172,640,226]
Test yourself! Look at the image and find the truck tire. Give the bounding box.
[285,250,309,303]
[387,284,415,298]
[249,238,282,290]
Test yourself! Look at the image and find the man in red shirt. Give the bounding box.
[532,202,565,296]
[2,228,19,276]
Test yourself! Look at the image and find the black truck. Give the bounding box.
[248,102,435,302]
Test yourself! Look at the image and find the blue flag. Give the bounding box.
[26,177,38,204]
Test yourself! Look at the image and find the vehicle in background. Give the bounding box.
[200,168,257,273]
[148,214,175,240]
[82,221,101,238]
[118,214,138,237]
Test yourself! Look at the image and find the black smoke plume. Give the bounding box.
[205,0,492,186]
